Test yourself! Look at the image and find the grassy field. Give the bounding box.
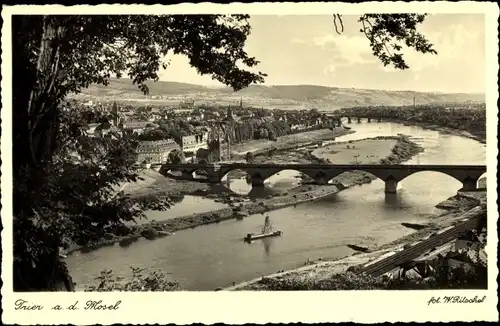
[230,128,349,155]
[312,139,398,164]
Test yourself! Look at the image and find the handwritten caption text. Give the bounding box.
[427,295,486,305]
[14,299,122,311]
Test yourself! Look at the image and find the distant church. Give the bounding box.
[225,97,243,122]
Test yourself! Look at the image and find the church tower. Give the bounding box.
[227,105,234,120]
[111,101,119,126]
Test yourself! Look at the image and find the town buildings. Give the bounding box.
[121,121,158,135]
[136,139,180,165]
[181,132,209,154]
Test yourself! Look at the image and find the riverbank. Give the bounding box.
[223,190,487,291]
[229,127,355,157]
[376,118,486,144]
[65,134,423,256]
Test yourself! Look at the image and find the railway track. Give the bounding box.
[358,206,485,277]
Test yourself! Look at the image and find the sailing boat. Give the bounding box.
[244,215,282,242]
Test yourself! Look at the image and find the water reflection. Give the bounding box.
[262,238,273,257]
[384,192,403,209]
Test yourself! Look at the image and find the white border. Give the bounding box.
[1,2,499,324]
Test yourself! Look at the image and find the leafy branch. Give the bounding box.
[332,14,438,70]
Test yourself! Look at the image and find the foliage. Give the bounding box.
[333,14,437,70]
[254,262,486,291]
[167,148,185,164]
[255,272,386,291]
[136,129,172,141]
[13,13,439,292]
[245,151,254,163]
[221,118,294,143]
[196,147,219,164]
[86,267,180,291]
[13,14,266,291]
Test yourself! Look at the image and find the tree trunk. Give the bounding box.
[13,15,74,292]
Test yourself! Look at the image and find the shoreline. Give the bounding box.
[65,134,423,256]
[376,118,486,143]
[229,127,356,159]
[223,191,487,291]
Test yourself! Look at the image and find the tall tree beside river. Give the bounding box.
[12,14,435,292]
[12,15,265,292]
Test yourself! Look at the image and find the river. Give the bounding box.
[66,121,487,290]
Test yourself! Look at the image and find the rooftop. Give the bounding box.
[136,139,179,151]
[123,121,158,129]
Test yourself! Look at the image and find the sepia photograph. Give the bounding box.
[1,2,498,324]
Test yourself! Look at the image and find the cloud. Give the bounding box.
[290,38,307,44]
[312,34,375,66]
[323,64,336,76]
[378,22,481,73]
[304,33,377,76]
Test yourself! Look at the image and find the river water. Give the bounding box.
[66,122,486,290]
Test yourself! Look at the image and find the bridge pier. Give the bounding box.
[207,175,221,184]
[357,117,361,123]
[367,117,372,123]
[347,117,352,124]
[385,179,399,193]
[314,173,329,185]
[205,168,221,184]
[461,177,479,191]
[337,119,342,127]
[251,173,265,187]
[182,170,194,180]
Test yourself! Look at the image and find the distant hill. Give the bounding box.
[82,78,211,97]
[77,78,485,109]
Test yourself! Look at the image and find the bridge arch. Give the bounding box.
[191,168,211,181]
[217,168,254,195]
[219,168,252,184]
[477,172,487,189]
[399,170,462,183]
[158,166,196,179]
[265,169,309,187]
[398,169,483,192]
[327,169,383,188]
[220,167,318,188]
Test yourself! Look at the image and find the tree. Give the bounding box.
[167,149,185,165]
[12,13,437,292]
[136,129,170,141]
[12,14,265,292]
[308,108,320,117]
[268,130,277,141]
[332,14,437,70]
[245,151,254,163]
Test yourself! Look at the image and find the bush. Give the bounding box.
[255,272,386,291]
[86,267,180,292]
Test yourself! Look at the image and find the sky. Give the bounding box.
[157,14,486,94]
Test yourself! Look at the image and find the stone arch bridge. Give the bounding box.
[159,163,486,193]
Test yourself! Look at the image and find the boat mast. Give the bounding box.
[262,215,272,233]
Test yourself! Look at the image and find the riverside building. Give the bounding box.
[136,139,180,165]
